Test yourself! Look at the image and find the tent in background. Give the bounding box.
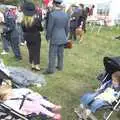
[63,0,120,26]
[93,0,120,26]
[108,0,120,26]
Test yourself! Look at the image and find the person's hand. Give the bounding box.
[46,35,50,43]
[52,105,62,113]
[53,114,62,120]
[46,34,49,40]
[0,17,2,23]
[46,40,49,43]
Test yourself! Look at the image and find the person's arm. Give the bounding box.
[36,19,43,32]
[34,14,43,32]
[114,91,120,100]
[0,12,4,23]
[65,16,69,37]
[96,80,111,94]
[118,91,120,97]
[21,23,26,33]
[46,13,54,40]
[4,18,15,33]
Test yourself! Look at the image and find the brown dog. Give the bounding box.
[75,27,84,43]
[75,21,84,43]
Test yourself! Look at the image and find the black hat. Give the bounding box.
[23,2,36,16]
[53,0,63,4]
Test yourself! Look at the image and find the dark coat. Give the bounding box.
[3,12,18,39]
[22,15,43,43]
[69,16,77,32]
[46,9,69,45]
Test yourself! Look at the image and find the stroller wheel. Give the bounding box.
[78,118,84,120]
[97,108,119,120]
[74,107,87,120]
[103,110,111,120]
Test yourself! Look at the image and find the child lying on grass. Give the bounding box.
[0,80,62,120]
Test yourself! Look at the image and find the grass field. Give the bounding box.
[0,26,120,120]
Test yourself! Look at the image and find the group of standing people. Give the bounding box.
[0,0,95,74]
[22,0,69,74]
[68,4,89,41]
[0,0,69,74]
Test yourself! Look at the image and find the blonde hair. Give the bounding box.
[22,15,34,27]
[0,80,12,101]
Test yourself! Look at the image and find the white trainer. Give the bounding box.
[1,51,9,55]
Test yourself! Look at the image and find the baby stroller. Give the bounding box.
[0,60,51,120]
[75,56,120,120]
[97,56,120,84]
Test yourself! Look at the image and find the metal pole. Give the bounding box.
[105,99,120,120]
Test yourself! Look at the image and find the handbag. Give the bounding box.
[64,40,73,49]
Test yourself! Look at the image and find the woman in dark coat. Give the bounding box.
[22,2,43,70]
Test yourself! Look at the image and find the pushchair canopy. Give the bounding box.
[104,56,120,74]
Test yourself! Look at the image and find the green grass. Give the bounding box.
[0,26,120,120]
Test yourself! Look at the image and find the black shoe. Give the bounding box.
[43,70,54,74]
[115,36,120,40]
[56,67,62,71]
[16,57,22,61]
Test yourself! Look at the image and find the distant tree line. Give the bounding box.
[0,0,19,5]
[0,0,43,6]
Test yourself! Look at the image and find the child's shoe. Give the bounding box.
[82,109,91,120]
[53,114,61,120]
[52,105,62,113]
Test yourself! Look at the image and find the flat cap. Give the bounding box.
[53,0,63,4]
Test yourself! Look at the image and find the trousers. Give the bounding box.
[47,44,64,73]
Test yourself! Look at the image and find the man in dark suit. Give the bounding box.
[45,0,69,74]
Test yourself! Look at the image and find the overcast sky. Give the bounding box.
[63,0,112,4]
[63,0,79,4]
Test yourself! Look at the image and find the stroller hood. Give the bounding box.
[104,56,120,74]
[0,59,11,80]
